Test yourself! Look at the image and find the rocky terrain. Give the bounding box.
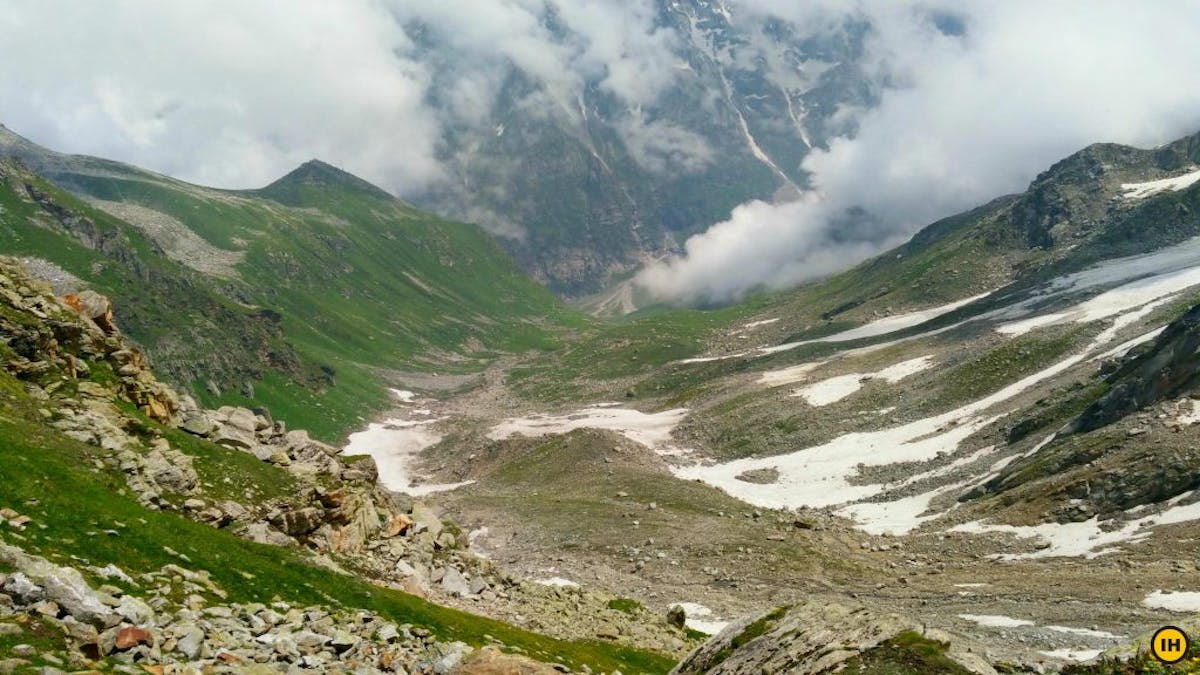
[0,256,687,672]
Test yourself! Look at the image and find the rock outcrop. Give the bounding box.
[1069,301,1200,434]
[671,602,995,675]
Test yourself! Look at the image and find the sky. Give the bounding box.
[2,1,1200,303]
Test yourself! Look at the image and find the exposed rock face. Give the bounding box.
[1069,302,1200,434]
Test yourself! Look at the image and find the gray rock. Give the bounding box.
[243,522,295,547]
[411,502,444,539]
[115,595,154,626]
[143,448,198,493]
[176,625,205,660]
[0,546,116,627]
[270,507,325,537]
[440,567,471,597]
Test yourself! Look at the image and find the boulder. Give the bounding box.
[143,448,198,494]
[270,507,325,537]
[0,545,116,627]
[440,567,471,597]
[62,290,116,334]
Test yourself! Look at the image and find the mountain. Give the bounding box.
[0,124,578,441]
[391,130,1200,670]
[412,1,875,294]
[0,256,677,672]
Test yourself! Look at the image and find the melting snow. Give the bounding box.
[1039,649,1103,662]
[1046,626,1124,640]
[951,494,1200,559]
[743,318,780,329]
[758,293,990,356]
[1143,590,1200,613]
[670,603,731,635]
[488,407,691,456]
[343,390,474,496]
[793,356,933,406]
[535,577,580,588]
[958,614,1034,628]
[1121,167,1200,199]
[758,362,822,387]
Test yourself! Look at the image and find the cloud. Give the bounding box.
[638,0,1200,303]
[0,0,688,194]
[618,114,715,174]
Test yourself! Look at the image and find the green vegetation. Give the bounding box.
[0,371,672,673]
[1063,639,1200,674]
[608,597,645,614]
[705,606,789,669]
[0,155,582,442]
[838,631,973,675]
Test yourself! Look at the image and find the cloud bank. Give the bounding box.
[2,2,1200,303]
[638,1,1200,302]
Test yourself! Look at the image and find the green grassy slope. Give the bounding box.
[0,134,583,441]
[0,331,670,673]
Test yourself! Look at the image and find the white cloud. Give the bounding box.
[638,0,1200,303]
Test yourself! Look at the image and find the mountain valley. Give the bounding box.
[3,115,1200,673]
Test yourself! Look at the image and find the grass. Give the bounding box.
[0,157,585,443]
[0,376,673,673]
[704,605,789,669]
[837,631,974,675]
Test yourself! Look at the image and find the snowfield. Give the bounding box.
[1121,167,1200,199]
[342,390,474,496]
[487,406,692,456]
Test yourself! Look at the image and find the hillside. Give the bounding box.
[370,130,1200,672]
[0,125,579,441]
[0,257,678,672]
[414,0,873,294]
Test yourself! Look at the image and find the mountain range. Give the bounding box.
[2,99,1200,671]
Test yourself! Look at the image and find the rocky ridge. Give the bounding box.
[0,256,689,671]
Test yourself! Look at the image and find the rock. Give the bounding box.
[440,567,471,597]
[143,448,198,493]
[62,290,116,333]
[0,545,116,627]
[179,412,216,436]
[115,595,154,626]
[433,641,473,674]
[114,625,152,650]
[667,605,687,629]
[330,629,360,653]
[270,507,325,537]
[176,625,205,660]
[243,522,295,547]
[0,623,20,637]
[411,503,444,539]
[596,624,620,640]
[383,513,414,538]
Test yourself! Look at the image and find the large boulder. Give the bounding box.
[0,544,117,627]
[671,601,995,675]
[62,290,116,334]
[143,447,199,494]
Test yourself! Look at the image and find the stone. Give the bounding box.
[330,629,360,653]
[411,503,444,539]
[666,605,687,629]
[143,448,198,494]
[243,522,294,547]
[270,507,324,537]
[0,546,116,627]
[175,624,204,658]
[114,625,152,650]
[383,513,414,538]
[0,623,20,637]
[62,290,115,334]
[440,567,471,597]
[179,412,216,437]
[115,596,154,626]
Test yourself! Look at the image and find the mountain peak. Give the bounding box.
[258,158,394,206]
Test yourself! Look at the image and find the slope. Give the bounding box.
[0,124,580,441]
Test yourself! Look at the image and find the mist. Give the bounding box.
[637,1,1200,303]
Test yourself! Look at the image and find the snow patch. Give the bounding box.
[535,577,580,588]
[1121,167,1200,199]
[742,318,779,329]
[343,417,473,496]
[958,614,1034,628]
[758,362,821,387]
[793,356,934,406]
[1038,649,1103,662]
[670,602,730,636]
[1046,626,1124,640]
[759,293,989,356]
[1143,590,1200,613]
[488,407,691,456]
